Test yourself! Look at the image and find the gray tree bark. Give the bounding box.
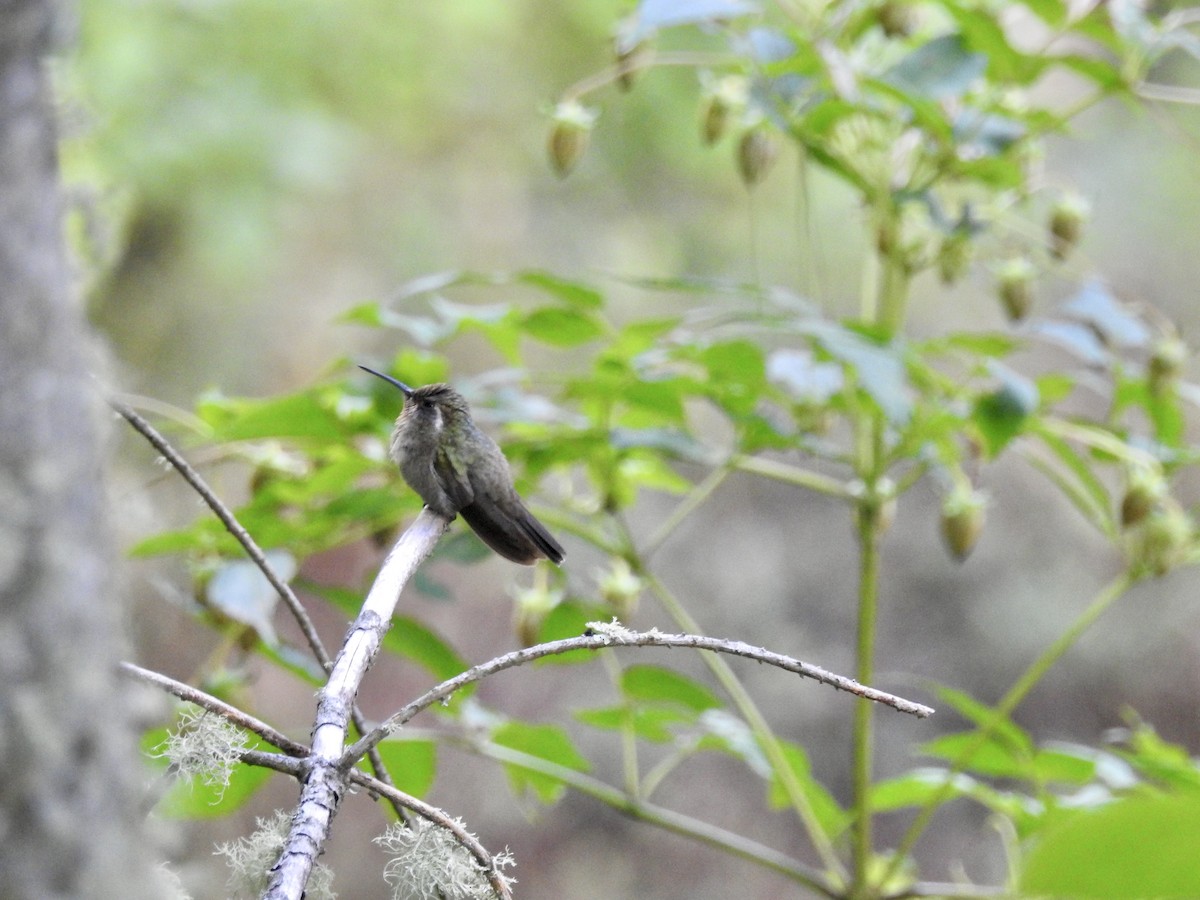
[0,1,167,896]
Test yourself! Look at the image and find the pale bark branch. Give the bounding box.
[344,623,934,765]
[263,509,450,900]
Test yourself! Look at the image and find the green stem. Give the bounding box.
[851,495,883,897]
[883,569,1139,886]
[729,454,851,498]
[849,202,909,899]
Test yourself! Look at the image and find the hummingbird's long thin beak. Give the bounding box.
[358,364,413,397]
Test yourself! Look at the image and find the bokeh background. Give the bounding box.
[62,0,1200,897]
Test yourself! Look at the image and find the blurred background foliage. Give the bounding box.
[57,0,1200,897]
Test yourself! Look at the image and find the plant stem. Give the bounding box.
[851,492,883,897]
[849,203,909,898]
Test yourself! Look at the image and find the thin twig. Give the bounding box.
[119,661,307,756]
[111,399,328,662]
[111,399,405,807]
[344,624,933,765]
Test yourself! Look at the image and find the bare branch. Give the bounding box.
[119,661,308,757]
[344,622,933,765]
[111,399,330,664]
[264,509,450,900]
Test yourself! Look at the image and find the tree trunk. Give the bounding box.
[0,2,167,896]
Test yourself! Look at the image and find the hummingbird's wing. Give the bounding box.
[459,489,565,565]
[431,444,475,511]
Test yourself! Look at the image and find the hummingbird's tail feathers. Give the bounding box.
[459,499,565,566]
[517,509,566,566]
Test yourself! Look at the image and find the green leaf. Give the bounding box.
[127,520,226,557]
[574,705,691,743]
[340,300,386,326]
[1020,794,1200,898]
[931,685,1032,753]
[201,392,346,441]
[373,738,437,798]
[534,601,610,666]
[972,366,1038,456]
[947,7,1046,85]
[621,665,721,712]
[1031,746,1098,786]
[160,761,273,819]
[381,615,470,683]
[871,768,1034,825]
[1032,428,1114,532]
[805,321,911,423]
[616,455,691,495]
[522,307,605,347]
[699,339,766,386]
[921,732,1032,779]
[884,34,988,100]
[1014,0,1067,27]
[516,270,603,309]
[608,317,681,358]
[870,768,980,812]
[619,379,689,424]
[390,348,450,387]
[492,721,591,804]
[1115,719,1200,791]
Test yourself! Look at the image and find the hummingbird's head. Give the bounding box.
[359,366,471,436]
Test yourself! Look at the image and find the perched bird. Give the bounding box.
[360,365,565,566]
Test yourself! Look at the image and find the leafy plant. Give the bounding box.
[111,1,1200,898]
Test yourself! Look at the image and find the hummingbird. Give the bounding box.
[359,365,565,566]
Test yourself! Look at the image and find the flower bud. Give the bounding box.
[995,257,1035,322]
[940,487,987,561]
[511,583,564,647]
[1131,502,1193,577]
[1048,192,1090,261]
[937,232,973,285]
[1148,335,1186,397]
[699,75,747,146]
[877,0,918,37]
[598,558,642,619]
[1120,466,1165,529]
[548,101,598,178]
[737,126,779,187]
